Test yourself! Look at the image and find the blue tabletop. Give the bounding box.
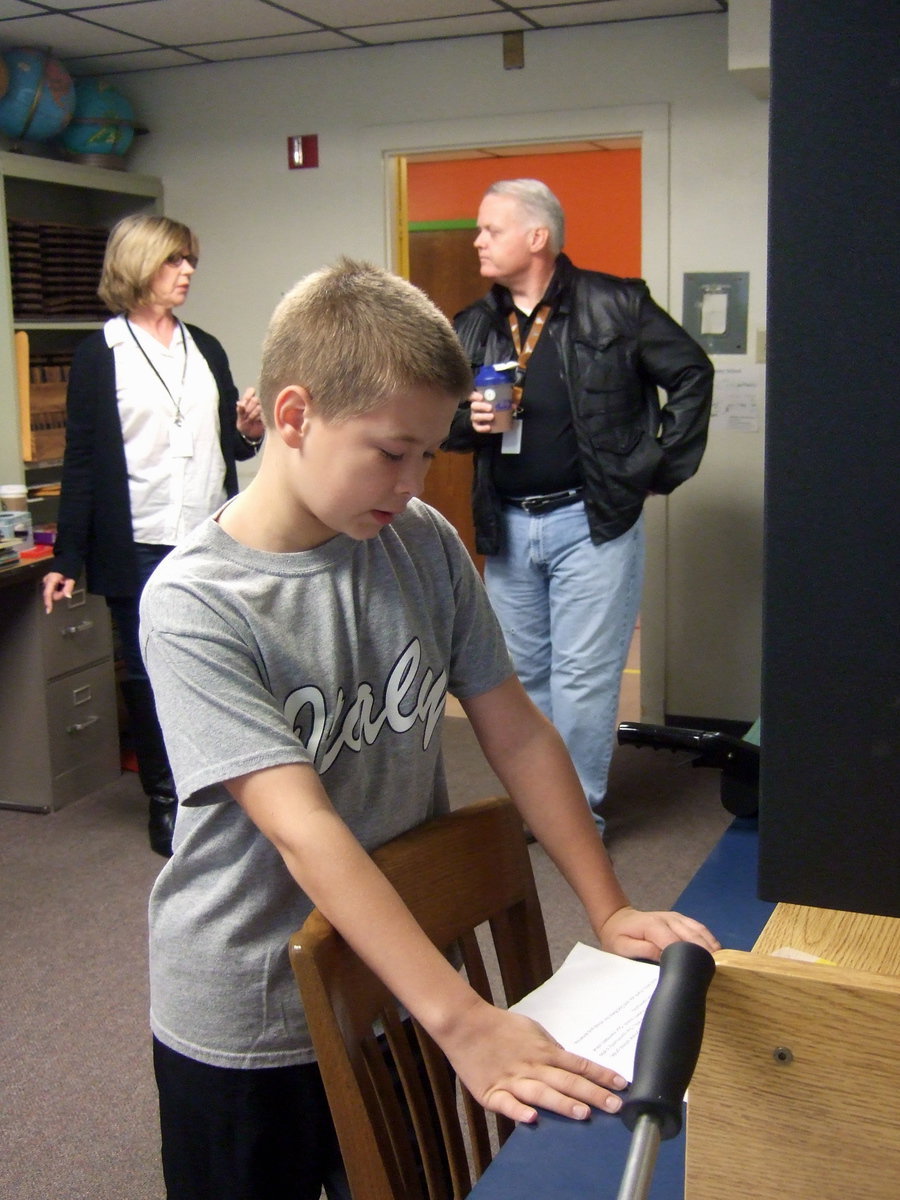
[468,817,774,1199]
[470,1107,685,1200]
[672,817,773,952]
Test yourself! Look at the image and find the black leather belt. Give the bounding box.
[503,487,584,515]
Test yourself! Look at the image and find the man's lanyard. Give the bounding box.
[126,317,189,426]
[507,304,551,410]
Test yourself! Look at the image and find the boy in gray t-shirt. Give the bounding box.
[141,259,718,1200]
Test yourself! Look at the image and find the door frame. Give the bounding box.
[371,103,671,724]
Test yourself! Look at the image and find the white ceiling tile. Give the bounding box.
[0,12,148,56]
[66,47,208,76]
[191,30,355,61]
[349,13,530,46]
[18,1,149,8]
[0,2,729,72]
[522,0,722,23]
[0,1,48,18]
[83,0,317,46]
[277,1,498,25]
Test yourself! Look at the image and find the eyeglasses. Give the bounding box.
[165,251,199,269]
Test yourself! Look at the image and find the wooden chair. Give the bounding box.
[289,795,553,1200]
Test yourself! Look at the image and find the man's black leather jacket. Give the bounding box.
[446,254,714,555]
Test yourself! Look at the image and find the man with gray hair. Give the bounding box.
[447,179,713,836]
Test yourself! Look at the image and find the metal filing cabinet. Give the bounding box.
[0,565,119,812]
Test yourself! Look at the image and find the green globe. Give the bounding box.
[0,47,74,142]
[60,78,135,158]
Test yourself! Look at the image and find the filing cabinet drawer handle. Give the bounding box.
[66,715,100,735]
[60,620,95,638]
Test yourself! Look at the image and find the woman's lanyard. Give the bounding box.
[126,317,193,457]
[126,315,189,423]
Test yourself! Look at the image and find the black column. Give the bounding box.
[760,2,900,916]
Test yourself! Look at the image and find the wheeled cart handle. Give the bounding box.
[617,721,759,776]
[620,940,716,1140]
[616,941,716,1200]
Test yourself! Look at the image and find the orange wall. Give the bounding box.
[408,148,641,277]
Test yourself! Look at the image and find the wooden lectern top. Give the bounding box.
[685,901,900,1200]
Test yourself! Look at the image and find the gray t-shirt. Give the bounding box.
[140,499,512,1068]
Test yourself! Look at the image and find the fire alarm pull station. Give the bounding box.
[287,135,319,169]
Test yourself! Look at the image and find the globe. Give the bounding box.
[0,48,75,142]
[60,78,135,159]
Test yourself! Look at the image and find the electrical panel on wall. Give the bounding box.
[682,272,749,355]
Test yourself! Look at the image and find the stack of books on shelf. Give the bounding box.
[7,217,108,320]
[0,537,20,570]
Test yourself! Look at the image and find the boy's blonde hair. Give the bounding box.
[98,213,199,314]
[258,258,472,423]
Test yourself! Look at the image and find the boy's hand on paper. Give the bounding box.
[439,999,627,1125]
[598,906,720,961]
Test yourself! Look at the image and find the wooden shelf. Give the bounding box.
[15,320,103,331]
[0,152,163,481]
[0,150,162,200]
[16,331,67,463]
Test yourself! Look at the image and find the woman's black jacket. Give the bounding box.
[48,323,256,597]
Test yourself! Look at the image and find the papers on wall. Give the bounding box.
[709,362,764,432]
[510,941,659,1082]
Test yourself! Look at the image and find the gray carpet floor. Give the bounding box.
[0,716,731,1200]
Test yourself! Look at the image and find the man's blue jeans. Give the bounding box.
[484,504,644,830]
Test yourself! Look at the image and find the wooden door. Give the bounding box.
[405,147,642,576]
[408,226,485,571]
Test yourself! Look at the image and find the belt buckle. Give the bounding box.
[524,489,572,514]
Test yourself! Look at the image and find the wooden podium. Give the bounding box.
[685,903,900,1199]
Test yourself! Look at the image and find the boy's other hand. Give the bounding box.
[439,999,627,1125]
[599,906,721,961]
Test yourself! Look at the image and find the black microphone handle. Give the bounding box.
[619,940,716,1141]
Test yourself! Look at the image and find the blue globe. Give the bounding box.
[60,78,135,158]
[0,48,75,142]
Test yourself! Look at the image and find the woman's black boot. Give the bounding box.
[119,678,178,857]
[147,795,177,858]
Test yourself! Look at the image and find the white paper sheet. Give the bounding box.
[509,942,659,1082]
[709,362,764,432]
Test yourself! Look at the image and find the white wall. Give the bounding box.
[115,12,769,724]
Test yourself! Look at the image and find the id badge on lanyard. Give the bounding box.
[501,423,523,454]
[169,420,194,458]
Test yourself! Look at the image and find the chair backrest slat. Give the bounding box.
[290,796,552,1200]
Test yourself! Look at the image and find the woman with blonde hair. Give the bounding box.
[42,213,264,857]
